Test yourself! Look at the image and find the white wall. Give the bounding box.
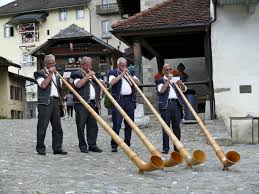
[211,4,259,143]
[141,0,164,11]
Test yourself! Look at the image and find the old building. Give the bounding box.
[211,0,259,143]
[0,0,125,117]
[0,56,35,119]
[113,0,259,143]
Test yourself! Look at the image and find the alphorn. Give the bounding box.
[125,73,206,167]
[92,74,182,168]
[55,70,163,173]
[173,82,240,170]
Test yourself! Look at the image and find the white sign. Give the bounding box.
[63,71,71,78]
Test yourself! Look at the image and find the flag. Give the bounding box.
[69,42,73,52]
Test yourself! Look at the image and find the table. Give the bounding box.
[229,116,259,144]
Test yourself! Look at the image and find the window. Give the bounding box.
[18,23,39,43]
[4,26,14,37]
[102,0,110,4]
[10,86,15,99]
[15,87,22,101]
[11,110,23,119]
[59,9,67,21]
[11,110,15,119]
[21,54,36,67]
[102,20,111,37]
[10,86,23,101]
[76,7,84,19]
[18,111,23,119]
[30,110,33,118]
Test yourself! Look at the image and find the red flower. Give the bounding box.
[153,72,163,80]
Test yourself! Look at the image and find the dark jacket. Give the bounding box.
[34,69,61,105]
[108,69,136,103]
[155,77,185,110]
[71,69,101,104]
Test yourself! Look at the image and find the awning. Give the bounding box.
[0,56,21,68]
[6,12,48,25]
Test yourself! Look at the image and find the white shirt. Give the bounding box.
[74,78,95,100]
[36,68,59,97]
[109,74,139,95]
[157,76,187,99]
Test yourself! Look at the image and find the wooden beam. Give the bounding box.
[141,40,162,59]
[112,25,207,37]
[156,57,164,73]
[133,39,142,83]
[53,51,111,57]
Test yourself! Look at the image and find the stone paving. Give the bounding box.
[0,116,259,194]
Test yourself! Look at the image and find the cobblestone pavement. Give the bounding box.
[0,116,259,194]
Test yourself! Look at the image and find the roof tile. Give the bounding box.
[112,0,211,30]
[0,0,90,16]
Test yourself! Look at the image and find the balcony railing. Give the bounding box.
[96,3,119,15]
[218,0,257,5]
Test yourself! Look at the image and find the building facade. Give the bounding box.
[0,56,35,119]
[211,1,259,143]
[0,0,126,117]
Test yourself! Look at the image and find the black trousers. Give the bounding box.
[67,105,73,117]
[160,100,182,152]
[74,102,98,150]
[36,98,63,152]
[111,95,134,149]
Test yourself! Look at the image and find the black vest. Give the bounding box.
[155,77,184,110]
[71,70,101,104]
[34,69,61,105]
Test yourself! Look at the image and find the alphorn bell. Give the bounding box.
[92,74,182,168]
[173,82,240,170]
[125,73,206,167]
[55,70,163,173]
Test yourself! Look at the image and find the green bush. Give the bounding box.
[0,115,9,119]
[104,86,112,109]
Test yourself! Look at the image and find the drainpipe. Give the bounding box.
[86,0,91,33]
[18,66,21,75]
[209,0,217,24]
[206,0,218,119]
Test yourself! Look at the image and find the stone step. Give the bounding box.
[204,120,232,146]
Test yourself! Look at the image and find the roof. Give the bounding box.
[6,12,48,25]
[50,23,93,40]
[8,72,36,82]
[112,0,211,31]
[0,56,21,68]
[31,24,120,56]
[0,0,90,16]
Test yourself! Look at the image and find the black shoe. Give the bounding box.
[37,151,46,155]
[80,149,89,153]
[89,147,102,153]
[162,150,168,154]
[111,148,117,152]
[53,149,67,155]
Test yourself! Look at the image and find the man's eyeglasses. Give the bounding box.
[164,68,172,71]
